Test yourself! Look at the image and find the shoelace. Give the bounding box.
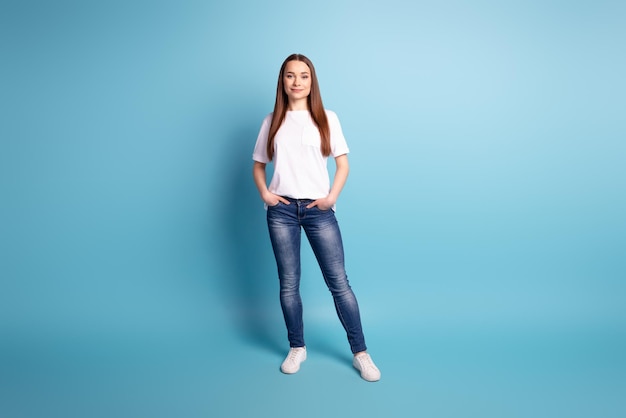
[357,355,376,370]
[287,348,304,362]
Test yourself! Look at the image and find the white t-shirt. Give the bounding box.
[252,109,349,200]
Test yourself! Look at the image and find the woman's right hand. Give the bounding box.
[263,191,290,207]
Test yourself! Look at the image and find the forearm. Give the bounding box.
[327,154,349,203]
[254,161,289,206]
[253,161,270,197]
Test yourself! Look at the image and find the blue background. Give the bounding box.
[1,1,625,417]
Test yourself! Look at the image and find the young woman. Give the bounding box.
[252,54,380,382]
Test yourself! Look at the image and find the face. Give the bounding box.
[283,60,311,105]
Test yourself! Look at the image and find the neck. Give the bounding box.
[288,98,308,111]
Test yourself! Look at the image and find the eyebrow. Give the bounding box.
[285,71,310,74]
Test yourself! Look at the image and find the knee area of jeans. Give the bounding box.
[324,276,351,291]
[280,288,301,297]
[278,271,300,280]
[328,287,356,299]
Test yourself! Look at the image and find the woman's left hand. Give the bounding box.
[306,197,335,211]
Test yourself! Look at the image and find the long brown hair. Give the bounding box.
[266,54,330,161]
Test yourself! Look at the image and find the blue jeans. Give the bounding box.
[267,197,367,354]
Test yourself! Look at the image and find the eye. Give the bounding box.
[285,74,293,79]
[302,75,309,79]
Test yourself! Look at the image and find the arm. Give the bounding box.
[306,154,349,210]
[253,161,290,206]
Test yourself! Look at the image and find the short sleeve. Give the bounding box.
[327,110,349,157]
[252,114,272,163]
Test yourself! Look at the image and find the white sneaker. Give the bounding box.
[280,347,307,374]
[353,353,381,382]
